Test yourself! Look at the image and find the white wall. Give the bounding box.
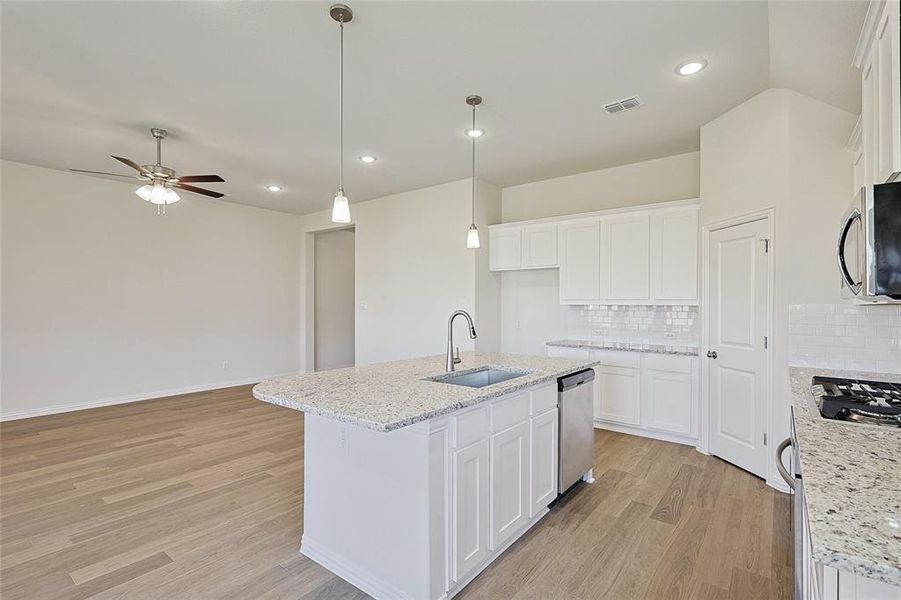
[298,178,501,368]
[499,152,702,355]
[0,160,303,419]
[501,151,700,222]
[700,88,858,482]
[314,228,355,371]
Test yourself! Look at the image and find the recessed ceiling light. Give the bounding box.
[359,155,377,164]
[676,59,707,76]
[266,185,282,192]
[466,128,484,138]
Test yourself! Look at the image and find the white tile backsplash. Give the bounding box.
[567,304,699,346]
[788,303,901,374]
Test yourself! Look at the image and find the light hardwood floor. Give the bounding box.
[1,385,791,599]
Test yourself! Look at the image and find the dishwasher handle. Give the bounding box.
[558,369,595,392]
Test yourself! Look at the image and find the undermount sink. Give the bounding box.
[427,367,530,388]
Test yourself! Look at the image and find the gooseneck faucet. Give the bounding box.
[446,310,478,372]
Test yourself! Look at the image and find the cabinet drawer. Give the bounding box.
[530,383,557,416]
[590,349,641,369]
[642,354,692,374]
[490,393,529,433]
[452,405,489,449]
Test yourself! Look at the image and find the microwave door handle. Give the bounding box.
[837,208,862,294]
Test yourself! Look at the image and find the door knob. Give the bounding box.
[706,350,718,359]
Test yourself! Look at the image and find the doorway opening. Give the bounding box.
[313,228,355,371]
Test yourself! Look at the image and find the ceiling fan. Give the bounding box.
[71,128,225,214]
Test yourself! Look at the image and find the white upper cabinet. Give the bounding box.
[605,214,651,301]
[489,199,699,306]
[874,1,900,183]
[855,0,901,186]
[489,228,522,270]
[558,220,602,304]
[521,224,558,268]
[651,208,699,303]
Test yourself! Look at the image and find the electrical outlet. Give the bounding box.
[221,360,229,370]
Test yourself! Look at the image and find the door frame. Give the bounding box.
[699,208,775,486]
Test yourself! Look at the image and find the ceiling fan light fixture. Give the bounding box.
[165,188,180,204]
[149,184,170,205]
[135,184,153,201]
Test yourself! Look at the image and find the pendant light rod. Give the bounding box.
[331,4,352,195]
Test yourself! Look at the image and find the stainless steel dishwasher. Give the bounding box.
[558,368,596,494]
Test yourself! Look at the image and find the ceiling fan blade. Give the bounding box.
[173,183,224,198]
[70,169,138,179]
[111,155,149,174]
[175,175,225,183]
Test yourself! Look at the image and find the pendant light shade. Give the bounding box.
[466,95,482,249]
[466,224,481,249]
[331,193,351,223]
[330,4,353,224]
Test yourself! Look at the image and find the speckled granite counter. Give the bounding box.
[790,366,901,586]
[253,352,597,432]
[547,339,699,356]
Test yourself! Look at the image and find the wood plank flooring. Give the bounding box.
[1,385,791,599]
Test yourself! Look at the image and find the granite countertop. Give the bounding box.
[790,366,901,586]
[253,352,597,432]
[547,339,699,356]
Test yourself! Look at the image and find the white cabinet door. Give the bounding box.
[605,214,651,301]
[521,224,558,268]
[489,228,522,271]
[874,1,901,183]
[863,50,879,186]
[558,220,601,304]
[529,408,557,518]
[593,364,641,425]
[641,361,694,436]
[651,208,698,303]
[452,439,489,582]
[489,421,529,550]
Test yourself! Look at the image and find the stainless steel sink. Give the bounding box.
[427,367,530,388]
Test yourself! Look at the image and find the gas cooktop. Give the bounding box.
[811,376,901,427]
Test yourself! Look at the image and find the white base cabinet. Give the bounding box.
[548,346,699,444]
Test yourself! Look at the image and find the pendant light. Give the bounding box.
[465,95,482,249]
[330,4,353,224]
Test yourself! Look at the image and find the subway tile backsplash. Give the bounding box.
[788,303,901,374]
[567,304,699,345]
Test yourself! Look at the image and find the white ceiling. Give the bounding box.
[1,1,866,215]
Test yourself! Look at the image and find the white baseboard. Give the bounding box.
[593,419,698,448]
[0,373,291,422]
[301,535,421,600]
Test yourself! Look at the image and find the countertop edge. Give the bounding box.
[253,361,599,433]
[546,339,699,356]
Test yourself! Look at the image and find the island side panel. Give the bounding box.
[300,414,448,600]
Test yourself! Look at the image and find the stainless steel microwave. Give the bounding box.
[838,181,901,302]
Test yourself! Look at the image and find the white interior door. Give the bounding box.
[706,218,769,478]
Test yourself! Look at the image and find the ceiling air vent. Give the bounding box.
[603,95,644,115]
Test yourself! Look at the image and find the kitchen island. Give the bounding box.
[253,352,597,600]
